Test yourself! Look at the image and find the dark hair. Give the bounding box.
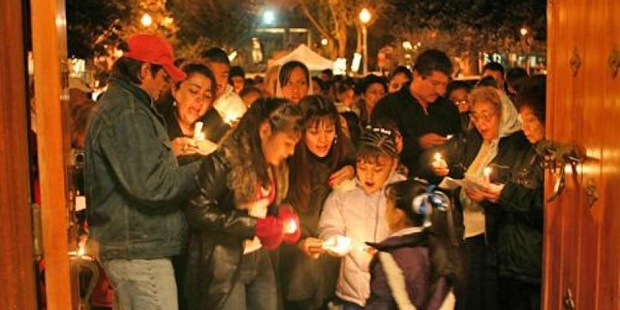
[373,118,400,135]
[516,75,546,125]
[223,97,304,188]
[385,179,430,227]
[412,49,453,78]
[289,95,351,211]
[360,74,388,94]
[482,61,505,76]
[357,126,398,159]
[320,68,333,79]
[174,62,217,101]
[389,66,413,82]
[341,111,361,148]
[71,100,97,147]
[476,76,500,88]
[337,78,356,94]
[110,57,163,85]
[229,66,245,79]
[506,67,529,93]
[446,80,472,99]
[279,61,310,87]
[200,47,230,66]
[239,86,263,99]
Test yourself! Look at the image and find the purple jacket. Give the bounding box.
[366,229,454,310]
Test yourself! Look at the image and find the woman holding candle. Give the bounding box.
[158,62,218,165]
[421,86,529,310]
[280,95,355,309]
[184,98,305,310]
[479,76,546,310]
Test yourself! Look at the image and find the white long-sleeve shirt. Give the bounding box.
[319,173,405,306]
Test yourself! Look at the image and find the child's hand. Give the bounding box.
[298,237,325,259]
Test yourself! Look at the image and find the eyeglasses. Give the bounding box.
[469,111,497,123]
[454,100,469,106]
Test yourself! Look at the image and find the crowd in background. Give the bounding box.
[72,33,546,310]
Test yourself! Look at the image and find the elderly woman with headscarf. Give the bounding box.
[419,86,531,310]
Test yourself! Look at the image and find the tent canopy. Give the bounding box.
[270,44,333,71]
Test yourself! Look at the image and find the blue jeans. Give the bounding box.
[102,258,178,310]
[221,249,277,310]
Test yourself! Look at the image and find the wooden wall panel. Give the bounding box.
[544,0,586,308]
[574,0,607,307]
[0,0,37,308]
[599,0,620,308]
[542,1,561,307]
[30,0,77,308]
[545,0,620,309]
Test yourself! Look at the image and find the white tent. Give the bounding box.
[270,44,333,71]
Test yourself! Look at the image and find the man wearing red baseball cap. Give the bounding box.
[84,34,199,310]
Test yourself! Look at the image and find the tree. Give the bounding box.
[170,0,257,51]
[66,0,130,58]
[297,0,392,59]
[387,0,546,73]
[66,0,177,59]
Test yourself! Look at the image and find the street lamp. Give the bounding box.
[520,26,532,73]
[359,8,371,75]
[263,9,276,25]
[141,13,153,27]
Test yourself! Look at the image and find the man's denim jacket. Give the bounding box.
[85,79,200,260]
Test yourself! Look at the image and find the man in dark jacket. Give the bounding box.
[372,49,461,176]
[85,34,199,310]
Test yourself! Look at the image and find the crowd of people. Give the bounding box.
[78,33,546,310]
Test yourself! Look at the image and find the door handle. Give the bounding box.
[564,287,576,310]
[609,49,620,78]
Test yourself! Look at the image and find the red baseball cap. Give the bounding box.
[123,34,186,82]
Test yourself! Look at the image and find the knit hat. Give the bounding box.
[358,126,398,158]
[123,34,186,82]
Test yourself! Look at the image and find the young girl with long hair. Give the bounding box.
[184,98,305,310]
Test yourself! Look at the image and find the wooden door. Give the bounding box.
[544,0,620,308]
[30,0,79,308]
[0,0,38,308]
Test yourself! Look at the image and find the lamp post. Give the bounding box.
[359,8,371,76]
[520,26,532,73]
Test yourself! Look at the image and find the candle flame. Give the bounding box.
[286,219,297,234]
[224,113,240,125]
[483,167,492,177]
[323,235,352,255]
[193,121,205,141]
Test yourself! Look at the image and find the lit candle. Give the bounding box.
[193,121,204,141]
[224,113,240,126]
[432,152,445,168]
[285,219,297,234]
[434,152,442,162]
[446,134,454,140]
[323,235,352,255]
[483,167,492,184]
